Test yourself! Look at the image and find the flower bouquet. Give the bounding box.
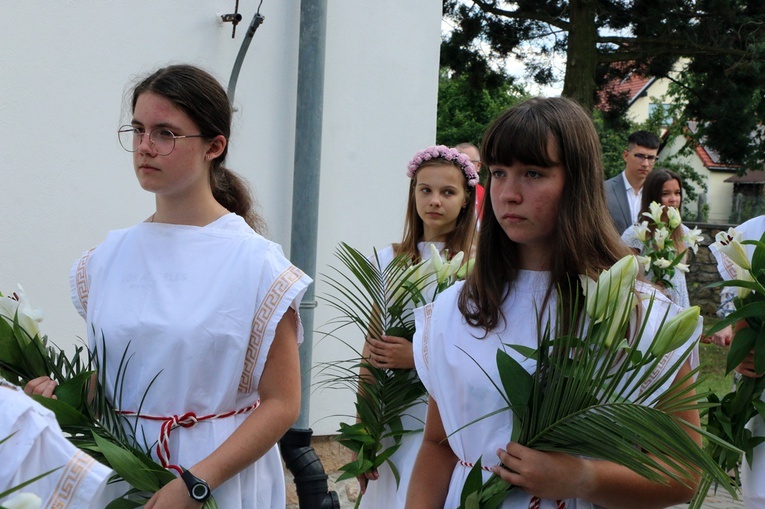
[0,286,214,508]
[458,256,738,508]
[635,202,702,289]
[318,242,469,507]
[693,228,765,507]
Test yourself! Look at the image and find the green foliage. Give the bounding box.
[0,311,191,507]
[456,262,737,508]
[436,68,527,149]
[692,231,765,507]
[442,0,765,169]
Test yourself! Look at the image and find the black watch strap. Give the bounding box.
[181,469,211,502]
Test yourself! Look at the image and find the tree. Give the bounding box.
[442,1,765,166]
[436,69,527,148]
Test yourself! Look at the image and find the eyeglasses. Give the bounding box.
[633,153,658,163]
[118,125,206,156]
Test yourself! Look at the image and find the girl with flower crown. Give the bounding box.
[406,97,702,508]
[621,169,697,308]
[356,145,477,508]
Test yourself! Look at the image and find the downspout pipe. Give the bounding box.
[283,1,339,508]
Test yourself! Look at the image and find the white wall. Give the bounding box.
[0,1,441,435]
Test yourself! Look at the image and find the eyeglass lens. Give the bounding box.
[118,127,176,156]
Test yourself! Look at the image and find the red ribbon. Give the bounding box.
[120,400,260,475]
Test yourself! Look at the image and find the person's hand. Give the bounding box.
[735,351,765,379]
[704,324,733,346]
[24,376,58,399]
[145,477,203,509]
[492,442,589,501]
[351,450,379,494]
[366,335,414,369]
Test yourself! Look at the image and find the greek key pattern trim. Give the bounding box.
[640,352,672,395]
[47,450,95,509]
[239,265,304,393]
[721,253,738,280]
[75,249,95,314]
[422,303,433,369]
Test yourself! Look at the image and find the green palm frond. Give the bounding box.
[317,243,443,506]
[457,276,739,508]
[0,314,195,506]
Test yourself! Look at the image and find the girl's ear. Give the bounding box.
[206,134,227,160]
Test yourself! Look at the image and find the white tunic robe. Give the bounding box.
[413,271,700,509]
[0,381,113,509]
[360,242,441,509]
[69,213,311,508]
[710,215,765,508]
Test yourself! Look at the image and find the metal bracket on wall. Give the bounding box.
[221,0,242,38]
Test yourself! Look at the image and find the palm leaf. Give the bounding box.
[457,275,739,508]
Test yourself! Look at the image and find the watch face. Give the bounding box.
[191,482,210,501]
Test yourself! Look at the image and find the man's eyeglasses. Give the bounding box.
[118,125,206,156]
[632,153,658,163]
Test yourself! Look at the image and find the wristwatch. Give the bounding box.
[181,469,211,502]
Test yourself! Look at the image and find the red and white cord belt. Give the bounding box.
[119,400,260,475]
[459,460,567,509]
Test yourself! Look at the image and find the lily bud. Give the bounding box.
[667,206,681,229]
[651,305,701,358]
[429,244,444,273]
[437,251,464,284]
[653,258,672,269]
[580,255,639,323]
[456,257,475,279]
[736,264,753,299]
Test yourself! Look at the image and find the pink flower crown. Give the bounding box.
[406,145,479,187]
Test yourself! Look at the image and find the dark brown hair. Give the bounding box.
[132,65,265,233]
[394,159,477,263]
[458,97,630,333]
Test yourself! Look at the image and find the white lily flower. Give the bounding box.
[635,221,650,242]
[3,493,43,509]
[654,227,670,251]
[681,227,703,254]
[675,262,690,273]
[636,255,652,273]
[713,228,751,271]
[0,284,44,338]
[643,201,664,224]
[666,206,681,229]
[653,258,672,269]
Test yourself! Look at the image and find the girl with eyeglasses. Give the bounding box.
[25,65,311,508]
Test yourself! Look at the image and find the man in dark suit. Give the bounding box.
[604,131,660,234]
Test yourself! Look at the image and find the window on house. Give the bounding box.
[649,103,672,125]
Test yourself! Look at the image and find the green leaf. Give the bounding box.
[92,432,162,493]
[727,327,758,374]
[496,349,532,411]
[31,395,91,427]
[0,466,61,499]
[460,458,485,507]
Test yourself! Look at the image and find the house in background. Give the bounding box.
[599,67,739,223]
